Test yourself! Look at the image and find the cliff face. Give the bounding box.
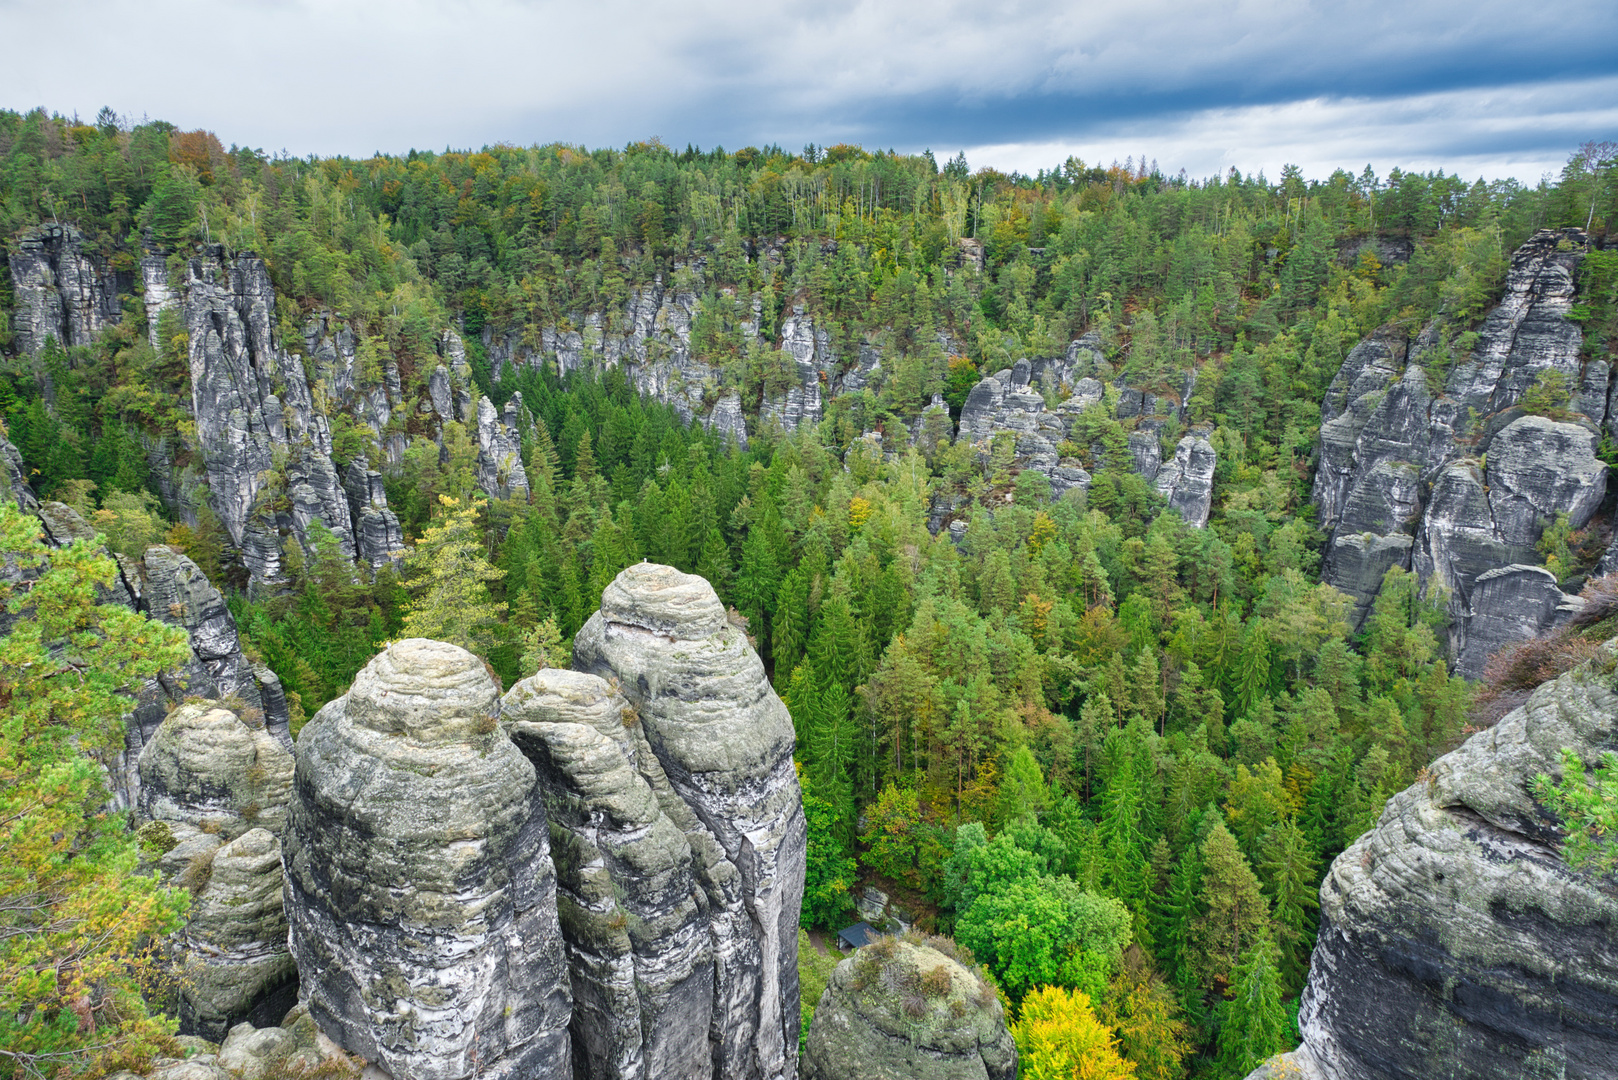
[284,639,573,1080]
[572,563,807,1080]
[1315,229,1604,674]
[9,224,124,357]
[284,564,806,1080]
[1269,645,1618,1080]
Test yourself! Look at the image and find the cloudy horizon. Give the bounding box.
[3,0,1615,184]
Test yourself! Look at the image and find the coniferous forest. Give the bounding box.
[2,106,1618,1079]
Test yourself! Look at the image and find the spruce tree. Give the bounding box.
[1216,936,1291,1079]
[1191,821,1272,988]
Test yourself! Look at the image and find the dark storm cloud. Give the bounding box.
[1,0,1614,179]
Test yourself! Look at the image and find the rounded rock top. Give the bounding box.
[600,562,727,639]
[346,638,500,744]
[504,668,615,715]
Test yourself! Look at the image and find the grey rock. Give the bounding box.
[475,394,530,501]
[0,432,39,511]
[1454,565,1585,677]
[218,1023,296,1080]
[801,940,1016,1080]
[1315,230,1602,655]
[574,563,806,1080]
[137,702,294,840]
[1155,435,1217,527]
[8,224,121,357]
[284,640,572,1080]
[179,829,297,1042]
[341,457,404,569]
[181,250,358,583]
[703,390,749,448]
[1295,646,1618,1080]
[503,669,713,1080]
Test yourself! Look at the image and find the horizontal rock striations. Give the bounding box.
[177,827,298,1041]
[284,639,572,1080]
[1314,229,1603,673]
[802,938,1017,1080]
[503,669,713,1080]
[574,562,807,1080]
[1288,644,1618,1080]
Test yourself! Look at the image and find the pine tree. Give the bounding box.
[1259,818,1320,990]
[0,504,194,1075]
[401,496,508,654]
[771,567,810,682]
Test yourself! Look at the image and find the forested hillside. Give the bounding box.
[2,106,1616,1079]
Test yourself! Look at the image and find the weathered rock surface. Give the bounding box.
[178,828,298,1041]
[1290,645,1618,1080]
[573,562,806,1080]
[1314,230,1602,672]
[138,702,294,839]
[284,639,572,1080]
[802,939,1017,1080]
[476,393,531,501]
[503,669,713,1080]
[9,224,122,356]
[1156,433,1217,527]
[341,457,405,569]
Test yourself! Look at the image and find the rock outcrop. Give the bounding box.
[952,347,1212,524]
[284,639,572,1080]
[1314,229,1603,673]
[1280,644,1618,1080]
[475,393,531,501]
[802,937,1017,1080]
[503,669,713,1080]
[572,562,807,1080]
[138,702,294,840]
[9,224,123,357]
[177,828,299,1041]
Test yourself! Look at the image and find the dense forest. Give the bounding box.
[2,105,1616,1079]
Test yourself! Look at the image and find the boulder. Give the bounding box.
[1294,644,1618,1079]
[801,937,1016,1080]
[574,563,806,1080]
[283,639,571,1080]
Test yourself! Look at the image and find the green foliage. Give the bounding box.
[0,503,193,1077]
[1533,748,1618,875]
[400,496,508,656]
[801,769,857,929]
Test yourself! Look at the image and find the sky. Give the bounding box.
[3,0,1616,184]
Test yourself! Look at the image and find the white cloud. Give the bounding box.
[1,0,1614,172]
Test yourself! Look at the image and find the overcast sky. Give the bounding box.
[3,0,1616,183]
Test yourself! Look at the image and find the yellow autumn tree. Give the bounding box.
[1013,985,1137,1080]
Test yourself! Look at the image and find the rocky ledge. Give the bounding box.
[1267,643,1618,1079]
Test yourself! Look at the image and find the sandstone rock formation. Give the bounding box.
[138,702,294,839]
[177,828,298,1041]
[801,937,1017,1080]
[1275,644,1618,1080]
[284,639,572,1080]
[572,562,807,1080]
[1314,229,1603,673]
[503,668,713,1080]
[9,224,122,357]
